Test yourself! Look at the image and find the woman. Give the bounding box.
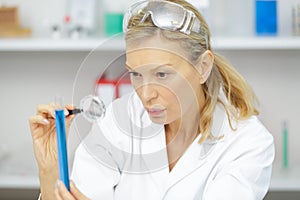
[29,0,274,199]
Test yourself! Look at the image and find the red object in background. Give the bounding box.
[64,15,71,23]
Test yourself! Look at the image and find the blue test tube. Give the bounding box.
[55,109,70,191]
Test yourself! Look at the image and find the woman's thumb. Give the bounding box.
[70,181,89,200]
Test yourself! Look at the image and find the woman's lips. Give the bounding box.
[146,107,166,117]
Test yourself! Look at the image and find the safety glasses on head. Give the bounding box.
[123,0,207,38]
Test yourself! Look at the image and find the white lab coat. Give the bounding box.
[70,92,274,200]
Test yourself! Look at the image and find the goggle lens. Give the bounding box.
[146,1,186,30]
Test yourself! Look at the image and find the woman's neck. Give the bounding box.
[164,80,205,172]
[165,88,203,144]
[164,109,200,172]
[165,110,200,145]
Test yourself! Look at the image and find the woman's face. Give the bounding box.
[126,37,203,125]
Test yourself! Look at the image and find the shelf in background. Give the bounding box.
[269,164,300,191]
[0,175,39,189]
[0,37,126,52]
[0,37,300,51]
[211,37,300,50]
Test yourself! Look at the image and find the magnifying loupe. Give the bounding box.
[68,95,106,122]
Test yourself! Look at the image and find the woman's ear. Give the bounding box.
[197,50,214,84]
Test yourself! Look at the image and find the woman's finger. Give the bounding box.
[65,104,75,111]
[54,187,64,200]
[29,115,52,140]
[36,104,56,118]
[56,180,75,200]
[70,181,90,200]
[29,115,50,126]
[65,104,76,136]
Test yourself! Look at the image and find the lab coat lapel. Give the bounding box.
[139,126,169,193]
[164,136,207,190]
[165,102,229,190]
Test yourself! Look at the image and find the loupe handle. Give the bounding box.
[67,108,83,116]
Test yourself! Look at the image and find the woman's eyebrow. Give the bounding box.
[155,63,173,70]
[125,63,173,71]
[125,64,133,70]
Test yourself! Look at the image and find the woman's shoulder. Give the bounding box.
[237,116,273,138]
[103,91,154,128]
[106,91,143,117]
[225,115,274,151]
[91,92,160,145]
[80,92,142,159]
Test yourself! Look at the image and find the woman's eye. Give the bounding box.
[156,72,168,79]
[129,71,142,77]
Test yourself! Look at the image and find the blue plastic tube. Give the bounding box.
[55,109,70,191]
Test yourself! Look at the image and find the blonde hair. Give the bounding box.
[125,0,259,143]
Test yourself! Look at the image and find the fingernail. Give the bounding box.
[51,111,56,119]
[42,119,50,125]
[70,180,76,187]
[64,109,69,116]
[55,179,61,189]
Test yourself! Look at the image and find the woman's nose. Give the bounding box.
[139,84,158,102]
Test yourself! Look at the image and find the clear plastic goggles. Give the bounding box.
[123,0,207,38]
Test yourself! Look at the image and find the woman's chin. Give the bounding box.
[149,116,168,124]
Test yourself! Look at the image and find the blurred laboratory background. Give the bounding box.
[0,0,300,199]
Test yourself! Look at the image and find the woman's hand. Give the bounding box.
[29,103,74,171]
[29,103,75,199]
[55,180,90,200]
